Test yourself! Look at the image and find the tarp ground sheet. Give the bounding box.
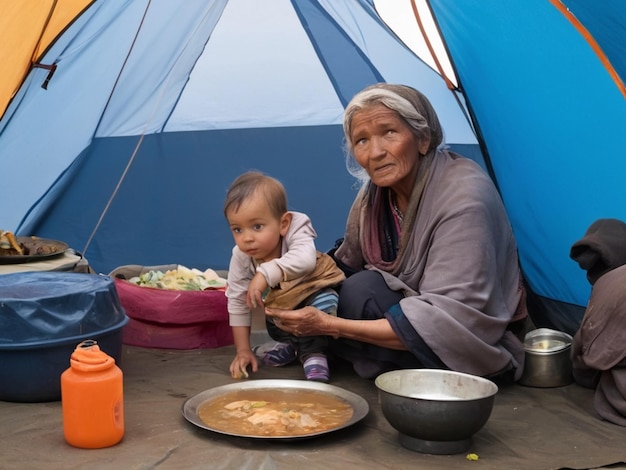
[2,345,626,470]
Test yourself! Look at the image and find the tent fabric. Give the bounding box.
[424,0,626,333]
[0,0,95,119]
[0,0,476,271]
[552,0,626,97]
[1,0,625,336]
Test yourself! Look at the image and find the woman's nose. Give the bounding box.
[370,137,386,158]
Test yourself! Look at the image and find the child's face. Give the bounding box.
[226,195,290,264]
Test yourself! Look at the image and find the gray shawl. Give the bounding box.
[571,265,626,425]
[335,151,526,379]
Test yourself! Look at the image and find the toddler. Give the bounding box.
[224,171,344,382]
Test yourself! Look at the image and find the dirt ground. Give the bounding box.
[2,341,626,470]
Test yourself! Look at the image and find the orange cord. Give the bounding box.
[549,0,626,99]
[410,0,456,90]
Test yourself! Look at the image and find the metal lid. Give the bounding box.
[523,328,572,353]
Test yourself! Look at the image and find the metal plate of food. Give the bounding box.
[0,236,69,264]
[182,379,369,440]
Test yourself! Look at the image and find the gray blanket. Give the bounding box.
[570,218,626,426]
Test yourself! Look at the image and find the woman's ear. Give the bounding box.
[418,137,431,156]
[279,212,292,237]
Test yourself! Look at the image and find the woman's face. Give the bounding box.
[350,104,429,197]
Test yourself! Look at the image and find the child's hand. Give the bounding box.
[247,272,268,309]
[229,349,258,379]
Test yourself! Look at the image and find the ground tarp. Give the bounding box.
[2,344,626,469]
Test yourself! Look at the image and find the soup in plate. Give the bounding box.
[198,388,354,437]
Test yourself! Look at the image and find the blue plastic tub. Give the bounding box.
[0,272,129,402]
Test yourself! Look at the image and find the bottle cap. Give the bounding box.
[69,340,115,371]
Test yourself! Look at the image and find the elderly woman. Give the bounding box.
[266,83,527,381]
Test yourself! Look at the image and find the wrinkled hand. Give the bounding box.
[247,272,268,309]
[265,305,331,337]
[229,349,258,379]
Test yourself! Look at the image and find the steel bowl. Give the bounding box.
[519,328,573,388]
[375,369,498,455]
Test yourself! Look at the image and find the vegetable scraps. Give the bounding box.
[128,265,227,291]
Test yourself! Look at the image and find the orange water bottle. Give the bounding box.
[61,339,124,448]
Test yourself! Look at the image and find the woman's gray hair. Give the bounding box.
[342,84,444,183]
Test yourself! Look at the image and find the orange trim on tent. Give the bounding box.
[550,0,626,99]
[410,0,456,91]
[0,0,94,119]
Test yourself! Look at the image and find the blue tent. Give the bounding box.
[1,0,624,335]
[424,0,626,334]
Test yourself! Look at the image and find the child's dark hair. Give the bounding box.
[224,171,287,219]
